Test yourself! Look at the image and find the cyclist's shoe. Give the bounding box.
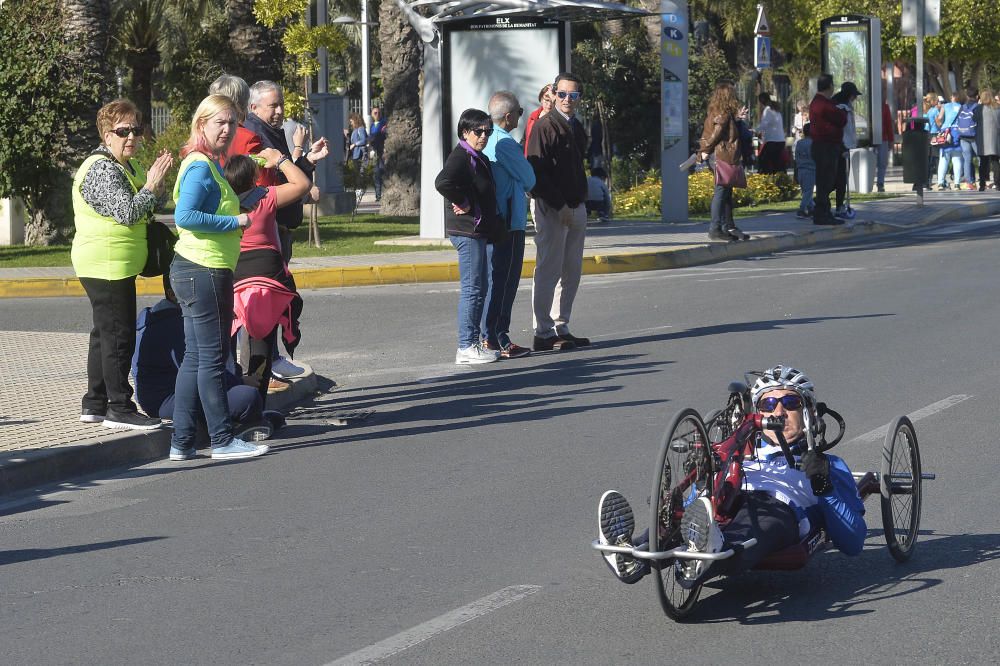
[598,490,647,584]
[833,206,857,220]
[678,496,723,582]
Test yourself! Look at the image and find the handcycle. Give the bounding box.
[592,372,935,621]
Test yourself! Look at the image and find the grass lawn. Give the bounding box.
[0,213,446,268]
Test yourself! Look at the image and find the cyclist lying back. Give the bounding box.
[597,365,867,584]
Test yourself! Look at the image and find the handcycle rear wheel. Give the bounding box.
[649,408,714,620]
[880,416,923,562]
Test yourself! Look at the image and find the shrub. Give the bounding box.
[613,171,799,217]
[133,120,192,207]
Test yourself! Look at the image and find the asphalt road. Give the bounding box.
[2,220,999,664]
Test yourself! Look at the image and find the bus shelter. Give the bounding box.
[391,0,652,238]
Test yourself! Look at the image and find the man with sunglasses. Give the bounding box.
[596,365,867,585]
[526,72,591,352]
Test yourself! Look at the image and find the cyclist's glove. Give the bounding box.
[801,450,834,496]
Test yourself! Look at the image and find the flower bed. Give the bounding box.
[614,170,799,216]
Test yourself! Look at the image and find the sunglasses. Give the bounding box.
[555,91,581,101]
[111,125,143,138]
[758,394,803,412]
[470,127,493,138]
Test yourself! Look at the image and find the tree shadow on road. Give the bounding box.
[0,536,167,567]
[276,353,671,450]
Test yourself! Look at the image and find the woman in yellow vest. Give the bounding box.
[168,95,267,462]
[71,99,173,430]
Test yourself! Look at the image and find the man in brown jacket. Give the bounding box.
[526,72,591,351]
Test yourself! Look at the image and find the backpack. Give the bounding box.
[957,102,978,138]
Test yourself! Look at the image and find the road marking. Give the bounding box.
[698,267,863,281]
[918,220,1000,236]
[325,585,542,665]
[848,394,971,443]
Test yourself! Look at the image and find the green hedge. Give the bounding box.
[614,170,799,216]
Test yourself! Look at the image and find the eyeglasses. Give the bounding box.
[470,127,493,138]
[758,394,803,412]
[555,91,581,101]
[111,125,143,138]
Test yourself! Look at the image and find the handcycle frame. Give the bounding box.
[592,377,936,620]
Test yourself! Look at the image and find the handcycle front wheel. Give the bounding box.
[880,416,923,562]
[649,408,714,621]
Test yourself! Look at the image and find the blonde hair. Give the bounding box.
[97,99,141,141]
[922,93,937,113]
[208,74,250,121]
[180,95,238,158]
[980,88,997,109]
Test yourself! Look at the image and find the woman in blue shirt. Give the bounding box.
[168,94,267,462]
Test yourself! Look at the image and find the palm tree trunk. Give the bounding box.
[225,0,284,84]
[377,0,421,215]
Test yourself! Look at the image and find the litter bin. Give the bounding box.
[902,117,930,185]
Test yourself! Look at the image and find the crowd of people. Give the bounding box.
[435,73,599,365]
[701,74,1000,243]
[70,71,610,460]
[71,74,347,461]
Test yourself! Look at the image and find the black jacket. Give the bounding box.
[526,112,588,209]
[435,143,503,240]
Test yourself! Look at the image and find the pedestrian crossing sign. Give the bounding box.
[754,36,771,69]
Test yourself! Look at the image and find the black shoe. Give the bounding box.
[813,216,844,226]
[707,228,731,241]
[533,335,575,351]
[558,332,591,347]
[80,408,106,424]
[877,185,885,192]
[263,410,286,431]
[102,409,161,431]
[725,226,749,241]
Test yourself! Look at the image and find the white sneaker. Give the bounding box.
[679,496,724,581]
[271,355,305,378]
[455,344,499,365]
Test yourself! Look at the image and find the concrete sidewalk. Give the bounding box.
[2,183,1000,495]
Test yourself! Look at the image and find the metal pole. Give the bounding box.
[362,0,372,130]
[317,0,329,93]
[915,0,924,107]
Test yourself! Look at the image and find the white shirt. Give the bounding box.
[759,106,786,143]
[743,439,818,537]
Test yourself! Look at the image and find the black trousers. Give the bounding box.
[811,142,841,221]
[79,276,139,414]
[712,491,800,576]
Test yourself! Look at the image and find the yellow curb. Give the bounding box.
[5,203,1000,299]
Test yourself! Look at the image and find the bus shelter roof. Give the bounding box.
[409,0,653,24]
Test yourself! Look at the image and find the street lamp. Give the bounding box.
[333,2,379,131]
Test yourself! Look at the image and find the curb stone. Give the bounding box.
[5,201,1000,299]
[0,367,317,496]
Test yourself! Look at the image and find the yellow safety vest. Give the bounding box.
[70,153,149,280]
[172,153,242,270]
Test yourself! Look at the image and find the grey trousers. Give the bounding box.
[531,199,587,337]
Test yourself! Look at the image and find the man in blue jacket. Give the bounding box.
[481,90,536,359]
[597,365,867,584]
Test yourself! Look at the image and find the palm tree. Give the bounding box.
[61,0,113,156]
[377,0,420,215]
[225,0,284,84]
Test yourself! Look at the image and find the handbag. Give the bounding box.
[714,159,748,189]
[930,131,950,146]
[141,219,178,278]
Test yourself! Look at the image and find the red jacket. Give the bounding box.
[225,125,279,187]
[809,94,846,145]
[523,107,544,156]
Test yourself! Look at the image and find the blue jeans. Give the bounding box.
[937,147,962,186]
[481,230,525,348]
[798,168,816,211]
[450,234,489,349]
[710,184,734,229]
[169,254,236,449]
[961,138,978,185]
